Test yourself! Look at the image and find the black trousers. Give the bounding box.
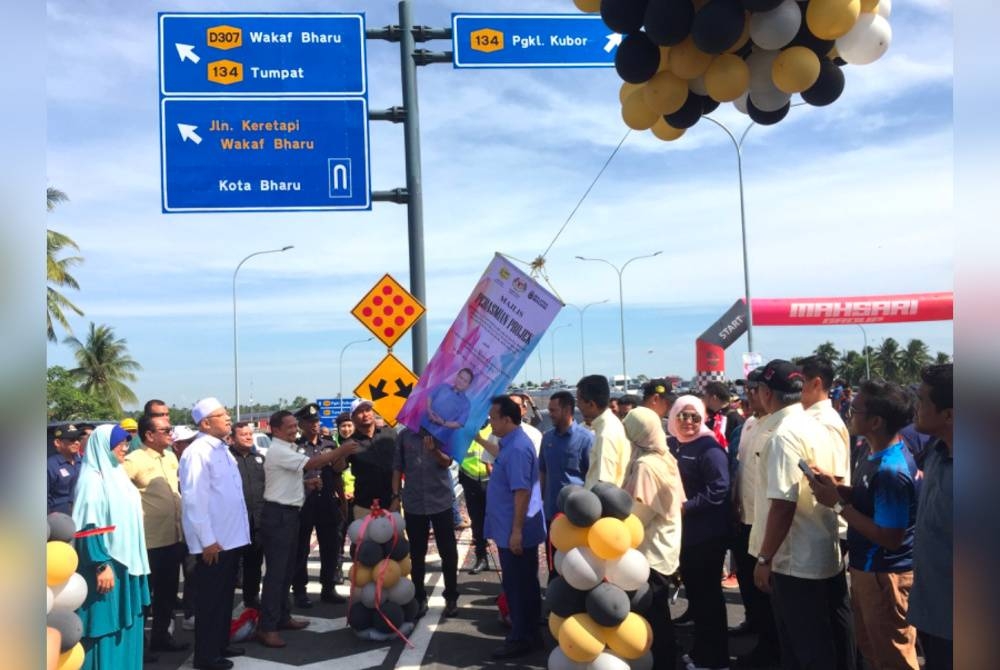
[734,523,779,657]
[498,546,542,644]
[918,630,952,670]
[240,518,264,605]
[458,471,488,560]
[259,502,301,632]
[293,497,341,594]
[193,547,240,665]
[147,542,185,642]
[648,568,678,669]
[405,507,459,603]
[679,535,730,668]
[770,571,856,670]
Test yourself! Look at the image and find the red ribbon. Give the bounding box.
[73,525,115,538]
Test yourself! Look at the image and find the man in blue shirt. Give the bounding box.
[47,425,83,514]
[484,395,546,660]
[539,391,592,522]
[420,368,473,448]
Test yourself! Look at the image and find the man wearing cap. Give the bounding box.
[338,398,398,520]
[292,402,347,607]
[120,416,142,454]
[47,425,83,515]
[640,379,675,419]
[749,360,854,670]
[229,421,266,610]
[178,397,250,670]
[576,374,631,488]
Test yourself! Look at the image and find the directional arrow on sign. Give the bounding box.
[394,378,413,399]
[175,43,200,64]
[177,123,202,144]
[604,33,623,53]
[369,379,389,401]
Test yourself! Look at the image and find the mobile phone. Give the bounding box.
[798,458,818,483]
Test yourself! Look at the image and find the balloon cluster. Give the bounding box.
[345,509,419,641]
[546,483,653,670]
[573,0,893,140]
[46,513,88,670]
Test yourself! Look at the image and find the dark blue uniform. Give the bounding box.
[47,453,81,514]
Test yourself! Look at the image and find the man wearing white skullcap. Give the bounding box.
[179,397,250,669]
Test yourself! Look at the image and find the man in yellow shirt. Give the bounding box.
[576,374,631,488]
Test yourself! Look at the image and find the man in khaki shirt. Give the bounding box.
[577,375,631,488]
[124,414,188,653]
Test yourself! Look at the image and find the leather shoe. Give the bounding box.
[256,631,287,648]
[469,557,489,575]
[149,637,190,652]
[279,617,311,630]
[491,640,533,659]
[221,646,245,657]
[320,590,347,604]
[294,594,313,608]
[443,598,459,617]
[192,659,233,670]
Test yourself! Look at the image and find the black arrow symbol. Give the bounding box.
[394,378,413,398]
[369,379,389,401]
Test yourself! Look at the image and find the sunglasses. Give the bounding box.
[677,412,702,423]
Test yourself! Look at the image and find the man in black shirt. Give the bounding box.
[230,421,265,609]
[338,398,397,519]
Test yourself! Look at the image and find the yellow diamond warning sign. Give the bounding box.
[351,274,425,348]
[353,354,418,427]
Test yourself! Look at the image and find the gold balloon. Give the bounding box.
[549,612,566,640]
[550,514,591,552]
[656,46,672,73]
[46,541,78,587]
[619,81,642,105]
[772,46,821,93]
[621,89,660,131]
[642,70,688,115]
[725,12,752,54]
[56,643,85,670]
[860,0,878,11]
[398,555,412,576]
[587,517,631,560]
[650,118,685,142]
[558,613,607,663]
[704,53,750,102]
[806,0,862,40]
[573,0,602,12]
[375,558,401,588]
[350,562,373,587]
[605,612,653,660]
[623,514,645,549]
[668,36,713,80]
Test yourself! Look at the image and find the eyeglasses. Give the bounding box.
[847,404,869,418]
[154,428,174,434]
[677,412,702,423]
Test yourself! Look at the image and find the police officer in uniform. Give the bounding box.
[292,403,346,606]
[48,425,83,514]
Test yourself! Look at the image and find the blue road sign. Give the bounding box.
[159,13,367,95]
[317,398,355,428]
[452,14,619,68]
[160,97,371,212]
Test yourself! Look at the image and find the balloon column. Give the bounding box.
[345,506,419,641]
[546,483,654,670]
[574,0,893,140]
[46,513,88,670]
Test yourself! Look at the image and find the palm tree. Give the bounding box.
[64,322,142,414]
[836,350,868,386]
[900,339,932,383]
[813,341,841,366]
[874,337,904,382]
[935,352,951,365]
[47,187,84,341]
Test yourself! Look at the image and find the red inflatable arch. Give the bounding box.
[695,292,953,388]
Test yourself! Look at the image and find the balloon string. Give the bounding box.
[74,525,115,538]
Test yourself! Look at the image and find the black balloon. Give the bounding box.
[747,98,790,124]
[644,0,695,47]
[546,576,589,618]
[402,597,420,622]
[348,604,375,631]
[801,59,845,106]
[832,56,848,67]
[701,96,721,114]
[557,484,585,515]
[788,18,834,56]
[356,539,385,568]
[615,32,661,84]
[563,488,603,527]
[373,601,405,633]
[741,0,783,10]
[387,537,410,561]
[665,91,707,129]
[585,582,631,627]
[47,610,83,652]
[602,0,651,35]
[47,512,76,543]
[628,582,653,614]
[692,0,746,54]
[591,482,633,520]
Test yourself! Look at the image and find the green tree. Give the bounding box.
[813,341,841,366]
[290,395,309,408]
[873,337,905,382]
[835,350,870,386]
[64,322,142,414]
[47,187,85,342]
[899,339,932,383]
[47,366,116,421]
[934,351,951,365]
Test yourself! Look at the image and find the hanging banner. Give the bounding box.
[396,253,563,460]
[751,292,953,326]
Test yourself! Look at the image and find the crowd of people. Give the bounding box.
[46,359,953,670]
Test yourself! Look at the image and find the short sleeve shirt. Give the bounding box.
[124,447,184,549]
[47,453,81,515]
[394,429,455,515]
[584,408,631,488]
[263,437,309,507]
[485,426,546,548]
[538,422,593,520]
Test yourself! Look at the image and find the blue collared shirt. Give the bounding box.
[485,426,546,549]
[47,453,81,515]
[420,383,471,445]
[539,422,593,521]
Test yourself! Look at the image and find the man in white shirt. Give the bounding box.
[476,392,542,461]
[749,361,855,670]
[576,374,631,488]
[257,410,354,648]
[179,397,251,670]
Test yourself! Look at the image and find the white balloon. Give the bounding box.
[386,577,415,605]
[588,652,631,670]
[689,75,708,96]
[389,512,406,537]
[553,549,567,576]
[604,549,650,591]
[560,547,606,592]
[749,86,792,112]
[549,646,588,670]
[749,0,801,51]
[746,49,781,92]
[46,587,53,614]
[366,516,394,544]
[360,581,387,609]
[627,651,654,670]
[347,518,365,545]
[733,91,750,115]
[50,572,88,612]
[876,0,891,19]
[836,13,892,65]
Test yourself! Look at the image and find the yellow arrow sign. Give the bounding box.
[352,353,418,428]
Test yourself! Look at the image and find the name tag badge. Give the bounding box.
[59,468,70,477]
[256,456,263,464]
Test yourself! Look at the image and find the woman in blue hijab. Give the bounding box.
[72,424,151,669]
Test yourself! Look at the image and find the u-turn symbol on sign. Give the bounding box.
[328,158,352,198]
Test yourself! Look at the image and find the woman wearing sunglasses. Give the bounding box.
[668,396,732,670]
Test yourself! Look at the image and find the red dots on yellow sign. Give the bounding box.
[350,274,425,348]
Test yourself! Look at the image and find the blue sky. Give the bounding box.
[45,0,953,410]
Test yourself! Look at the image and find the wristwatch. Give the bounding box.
[757,555,770,566]
[833,501,851,514]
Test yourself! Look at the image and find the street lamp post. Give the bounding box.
[569,299,609,377]
[550,323,573,382]
[576,252,662,391]
[233,245,293,422]
[339,337,375,400]
[858,324,871,380]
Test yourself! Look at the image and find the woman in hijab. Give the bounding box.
[72,424,151,670]
[622,406,686,670]
[667,395,732,670]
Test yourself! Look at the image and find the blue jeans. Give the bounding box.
[498,546,542,644]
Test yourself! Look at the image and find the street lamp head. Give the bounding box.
[281,245,294,251]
